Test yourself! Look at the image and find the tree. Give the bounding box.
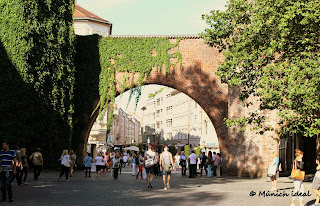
[201,0,320,137]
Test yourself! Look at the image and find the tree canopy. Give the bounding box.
[201,0,320,137]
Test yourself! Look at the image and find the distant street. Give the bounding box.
[5,167,318,206]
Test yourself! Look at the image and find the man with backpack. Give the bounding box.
[160,146,174,190]
[29,148,43,181]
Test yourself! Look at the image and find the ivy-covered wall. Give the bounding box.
[0,0,75,168]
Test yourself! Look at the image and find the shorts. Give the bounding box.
[162,167,171,176]
[96,165,103,171]
[312,177,320,190]
[145,166,154,174]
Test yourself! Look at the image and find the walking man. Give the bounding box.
[188,151,197,178]
[160,146,174,190]
[145,145,155,189]
[83,153,93,178]
[30,148,43,180]
[0,141,17,202]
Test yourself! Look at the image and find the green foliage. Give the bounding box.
[148,87,166,98]
[196,146,201,157]
[0,0,75,167]
[201,0,320,137]
[184,145,190,157]
[97,37,181,127]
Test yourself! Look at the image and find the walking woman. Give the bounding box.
[69,150,77,177]
[311,156,320,206]
[290,149,304,206]
[112,152,121,180]
[19,148,28,184]
[269,151,280,191]
[58,149,71,181]
[132,153,136,176]
[180,151,187,176]
[95,153,105,178]
[206,152,213,178]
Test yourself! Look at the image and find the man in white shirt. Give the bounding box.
[188,151,197,178]
[123,154,128,168]
[145,145,156,189]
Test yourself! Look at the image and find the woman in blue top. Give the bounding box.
[269,151,280,191]
[83,153,93,178]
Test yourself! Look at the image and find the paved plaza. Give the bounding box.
[3,167,318,206]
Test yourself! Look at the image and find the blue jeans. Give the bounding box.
[1,172,13,200]
[207,165,212,177]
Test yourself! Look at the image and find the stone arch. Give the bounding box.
[74,35,269,177]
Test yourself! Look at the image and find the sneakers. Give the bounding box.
[164,187,167,190]
[167,183,170,189]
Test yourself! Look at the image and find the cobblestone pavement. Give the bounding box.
[2,167,318,206]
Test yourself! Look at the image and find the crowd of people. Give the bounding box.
[5,140,320,205]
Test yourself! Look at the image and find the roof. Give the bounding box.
[74,4,111,24]
[109,35,200,39]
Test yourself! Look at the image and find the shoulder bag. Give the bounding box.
[290,160,305,180]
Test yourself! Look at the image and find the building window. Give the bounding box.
[166,106,173,114]
[166,94,171,98]
[166,119,172,127]
[157,98,160,106]
[153,112,156,119]
[157,121,160,129]
[167,132,172,140]
[157,110,160,117]
[194,115,197,123]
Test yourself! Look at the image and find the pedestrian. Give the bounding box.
[219,153,223,176]
[69,150,77,177]
[269,151,280,191]
[95,152,105,178]
[132,153,137,176]
[214,152,221,178]
[206,152,213,178]
[136,153,144,179]
[11,146,22,186]
[212,152,217,177]
[145,145,155,189]
[154,152,160,177]
[112,152,121,180]
[19,148,28,185]
[188,151,197,178]
[160,146,174,190]
[311,156,320,206]
[58,149,71,181]
[0,141,17,202]
[200,152,207,176]
[29,147,43,181]
[101,153,106,175]
[290,149,304,206]
[180,151,187,176]
[119,154,123,174]
[123,153,128,168]
[83,153,93,178]
[174,152,180,171]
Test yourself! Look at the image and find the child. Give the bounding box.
[311,156,320,206]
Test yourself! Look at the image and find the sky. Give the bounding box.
[114,84,165,118]
[76,0,227,35]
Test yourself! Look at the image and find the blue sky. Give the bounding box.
[76,0,227,35]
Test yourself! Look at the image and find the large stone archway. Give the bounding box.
[73,35,278,177]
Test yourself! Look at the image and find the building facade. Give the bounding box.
[73,3,112,37]
[141,87,219,152]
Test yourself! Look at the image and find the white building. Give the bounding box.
[142,87,219,153]
[73,3,112,37]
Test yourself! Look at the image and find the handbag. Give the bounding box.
[164,164,173,172]
[145,158,154,168]
[290,160,305,180]
[267,165,277,177]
